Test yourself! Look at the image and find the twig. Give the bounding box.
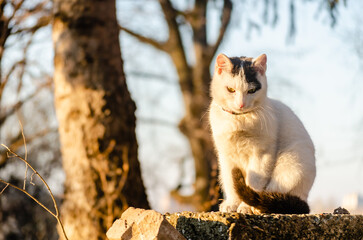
[30,172,35,186]
[18,120,28,190]
[0,183,9,195]
[1,144,57,213]
[207,0,232,62]
[0,178,56,218]
[0,144,69,240]
[119,25,166,52]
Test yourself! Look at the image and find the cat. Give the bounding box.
[209,53,316,214]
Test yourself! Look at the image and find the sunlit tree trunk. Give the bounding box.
[52,0,150,239]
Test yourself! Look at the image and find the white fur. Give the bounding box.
[209,54,316,213]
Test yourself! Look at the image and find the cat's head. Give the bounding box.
[210,53,268,115]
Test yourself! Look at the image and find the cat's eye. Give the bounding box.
[247,88,257,94]
[227,87,235,93]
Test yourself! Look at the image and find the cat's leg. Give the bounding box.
[246,152,275,191]
[218,156,241,212]
[265,150,315,200]
[238,153,274,214]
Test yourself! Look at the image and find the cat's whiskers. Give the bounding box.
[255,110,263,132]
[264,107,277,132]
[250,107,260,131]
[264,105,276,122]
[261,109,269,134]
[256,106,269,135]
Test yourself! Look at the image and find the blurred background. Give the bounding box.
[1,0,362,239]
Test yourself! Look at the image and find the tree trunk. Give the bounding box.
[173,1,221,211]
[52,0,150,239]
[176,63,220,211]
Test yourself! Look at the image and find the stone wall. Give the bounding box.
[107,207,363,240]
[165,211,363,240]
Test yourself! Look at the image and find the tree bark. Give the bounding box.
[52,0,150,239]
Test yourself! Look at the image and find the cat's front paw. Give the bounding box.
[251,207,262,214]
[219,200,239,212]
[237,202,253,214]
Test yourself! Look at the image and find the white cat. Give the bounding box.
[209,53,316,214]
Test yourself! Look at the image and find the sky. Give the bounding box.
[119,0,363,212]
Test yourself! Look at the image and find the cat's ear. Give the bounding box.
[253,54,267,75]
[215,53,232,74]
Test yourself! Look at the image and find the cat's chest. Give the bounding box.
[215,126,265,149]
[211,116,275,162]
[214,130,265,166]
[210,104,276,157]
[217,129,263,148]
[211,114,265,141]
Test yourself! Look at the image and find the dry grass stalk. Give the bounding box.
[0,126,69,240]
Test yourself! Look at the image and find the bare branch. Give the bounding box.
[207,0,233,62]
[158,0,192,93]
[158,0,181,49]
[119,25,167,52]
[0,127,57,168]
[0,79,52,126]
[10,0,51,35]
[9,0,26,21]
[287,0,296,41]
[121,0,191,93]
[175,9,190,20]
[128,70,177,85]
[0,132,21,168]
[272,0,279,26]
[0,59,26,97]
[12,15,52,35]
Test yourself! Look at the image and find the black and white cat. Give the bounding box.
[209,53,316,214]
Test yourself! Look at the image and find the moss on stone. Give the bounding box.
[164,212,363,240]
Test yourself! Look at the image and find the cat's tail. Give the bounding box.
[232,168,310,214]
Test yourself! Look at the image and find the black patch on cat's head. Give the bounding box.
[229,57,246,76]
[229,57,262,92]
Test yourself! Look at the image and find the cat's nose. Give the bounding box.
[240,104,244,109]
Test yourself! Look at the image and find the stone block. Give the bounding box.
[106,207,186,240]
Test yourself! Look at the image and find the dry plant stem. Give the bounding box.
[18,120,28,190]
[0,144,69,240]
[0,183,9,195]
[1,144,57,213]
[0,178,56,217]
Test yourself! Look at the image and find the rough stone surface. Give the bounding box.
[106,207,186,240]
[164,211,363,240]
